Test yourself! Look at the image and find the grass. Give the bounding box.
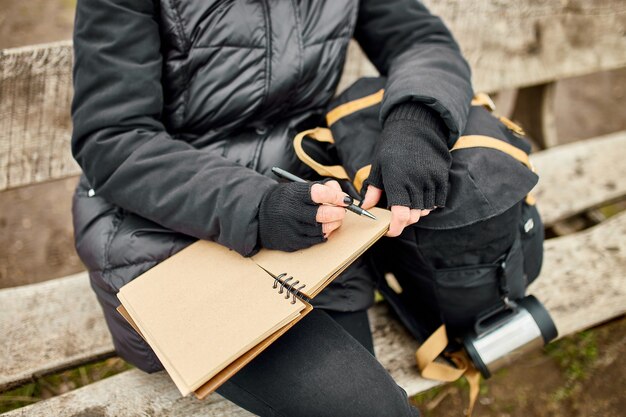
[545,331,598,402]
[0,358,132,413]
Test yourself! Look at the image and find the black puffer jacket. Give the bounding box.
[72,0,472,310]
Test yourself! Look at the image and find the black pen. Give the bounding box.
[271,167,377,220]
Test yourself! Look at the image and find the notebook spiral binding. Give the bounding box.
[272,273,310,304]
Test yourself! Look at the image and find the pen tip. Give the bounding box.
[363,211,377,220]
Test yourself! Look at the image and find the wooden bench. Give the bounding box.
[2,1,625,415]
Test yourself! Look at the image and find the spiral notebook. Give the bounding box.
[116,207,390,398]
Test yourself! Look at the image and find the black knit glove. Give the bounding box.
[258,182,325,252]
[366,102,451,209]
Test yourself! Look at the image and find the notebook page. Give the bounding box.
[252,207,390,297]
[118,240,305,395]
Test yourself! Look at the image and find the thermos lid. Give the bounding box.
[518,295,558,343]
[463,338,491,378]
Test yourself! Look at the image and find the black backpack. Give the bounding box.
[293,78,545,408]
[295,76,543,340]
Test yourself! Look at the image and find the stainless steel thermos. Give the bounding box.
[463,295,558,378]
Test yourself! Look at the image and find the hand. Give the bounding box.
[362,187,432,237]
[258,180,351,252]
[311,180,350,238]
[361,102,451,237]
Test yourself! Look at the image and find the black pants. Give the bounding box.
[94,282,419,417]
[216,308,420,417]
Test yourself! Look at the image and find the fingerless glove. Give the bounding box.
[258,182,325,252]
[366,102,451,209]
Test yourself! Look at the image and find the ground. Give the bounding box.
[0,1,624,415]
[412,317,626,417]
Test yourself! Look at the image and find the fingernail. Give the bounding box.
[343,196,354,205]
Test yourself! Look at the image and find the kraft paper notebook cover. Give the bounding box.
[116,207,390,398]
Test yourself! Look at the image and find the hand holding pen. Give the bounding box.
[257,171,356,252]
[271,167,376,220]
[257,167,378,252]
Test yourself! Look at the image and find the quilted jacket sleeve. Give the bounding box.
[71,0,275,256]
[354,0,473,143]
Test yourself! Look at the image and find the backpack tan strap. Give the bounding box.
[295,87,383,186]
[452,134,537,205]
[416,325,467,381]
[326,89,385,126]
[452,135,534,171]
[292,128,350,180]
[353,165,372,193]
[416,325,481,416]
[471,92,496,112]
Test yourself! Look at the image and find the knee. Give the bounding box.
[340,384,420,417]
[292,366,419,417]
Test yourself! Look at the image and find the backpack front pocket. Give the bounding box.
[434,263,502,338]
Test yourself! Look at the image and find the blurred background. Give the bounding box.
[0,0,624,416]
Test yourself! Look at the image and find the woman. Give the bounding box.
[71,0,472,415]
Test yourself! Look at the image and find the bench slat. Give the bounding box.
[338,0,626,93]
[0,273,112,392]
[530,131,626,226]
[1,368,254,417]
[0,42,78,191]
[529,209,626,337]
[4,210,625,416]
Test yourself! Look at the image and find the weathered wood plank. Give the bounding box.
[4,211,625,416]
[338,0,626,93]
[1,369,255,417]
[0,41,79,191]
[0,272,113,392]
[529,211,626,337]
[434,0,626,93]
[530,131,626,226]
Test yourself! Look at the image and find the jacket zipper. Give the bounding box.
[259,0,272,109]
